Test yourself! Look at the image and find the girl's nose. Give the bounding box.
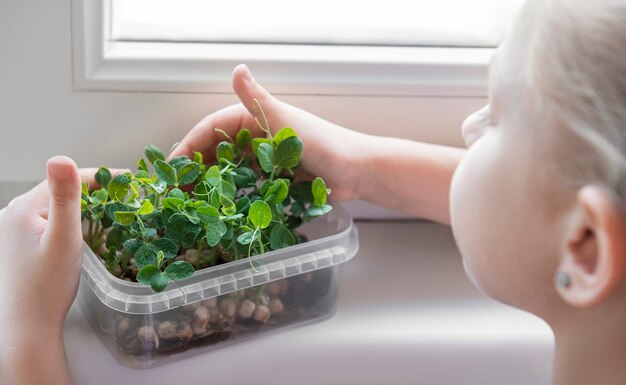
[461,105,490,148]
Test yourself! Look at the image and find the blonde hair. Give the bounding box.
[518,0,626,197]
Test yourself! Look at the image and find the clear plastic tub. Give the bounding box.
[77,203,359,368]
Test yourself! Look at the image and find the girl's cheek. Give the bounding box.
[461,106,491,148]
[449,133,502,296]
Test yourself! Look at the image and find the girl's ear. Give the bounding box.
[556,185,626,307]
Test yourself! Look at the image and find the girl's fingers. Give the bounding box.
[40,156,83,253]
[78,168,132,190]
[169,64,282,164]
[168,103,264,163]
[232,64,281,131]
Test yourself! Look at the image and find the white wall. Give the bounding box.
[0,0,486,216]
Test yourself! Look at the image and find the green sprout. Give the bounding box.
[81,104,333,293]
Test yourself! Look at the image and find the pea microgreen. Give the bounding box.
[81,102,332,292]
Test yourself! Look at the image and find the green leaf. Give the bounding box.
[312,177,329,207]
[128,181,140,201]
[222,226,234,241]
[252,137,272,156]
[108,174,130,202]
[237,230,259,245]
[152,238,179,259]
[248,200,272,229]
[136,264,160,285]
[193,181,211,201]
[178,162,200,186]
[220,195,237,216]
[134,169,151,182]
[236,196,251,214]
[210,189,221,208]
[183,205,200,224]
[235,128,252,150]
[123,238,145,256]
[273,127,297,145]
[221,179,236,200]
[150,271,170,292]
[161,208,176,224]
[264,179,289,205]
[224,213,244,221]
[104,246,119,273]
[168,188,185,200]
[270,223,296,250]
[105,227,125,250]
[95,167,112,189]
[204,216,227,247]
[135,244,158,269]
[181,232,199,249]
[232,167,257,188]
[162,197,184,211]
[196,206,220,223]
[191,151,203,164]
[144,227,157,240]
[184,221,202,237]
[114,211,136,226]
[257,143,275,173]
[137,158,149,173]
[154,160,177,186]
[275,136,303,169]
[150,273,170,293]
[104,202,132,221]
[204,165,222,187]
[307,204,333,217]
[164,214,186,240]
[169,156,191,170]
[89,188,109,206]
[259,179,272,195]
[145,145,165,165]
[164,261,195,281]
[216,142,236,163]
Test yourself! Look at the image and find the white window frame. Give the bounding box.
[71,0,492,97]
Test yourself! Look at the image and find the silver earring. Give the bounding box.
[555,271,571,288]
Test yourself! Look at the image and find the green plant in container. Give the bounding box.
[81,117,332,293]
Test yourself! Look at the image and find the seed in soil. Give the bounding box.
[253,305,271,323]
[269,298,284,315]
[238,299,256,319]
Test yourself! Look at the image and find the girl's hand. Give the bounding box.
[169,64,372,201]
[0,157,126,385]
[0,156,83,335]
[0,156,82,385]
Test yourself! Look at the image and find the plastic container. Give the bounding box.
[77,203,359,368]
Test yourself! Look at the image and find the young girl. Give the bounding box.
[2,0,625,384]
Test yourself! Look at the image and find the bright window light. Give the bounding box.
[111,0,525,48]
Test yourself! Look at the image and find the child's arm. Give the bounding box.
[170,65,465,225]
[356,136,465,224]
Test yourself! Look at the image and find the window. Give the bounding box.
[112,0,523,48]
[72,0,524,95]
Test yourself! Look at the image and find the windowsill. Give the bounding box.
[64,221,553,384]
[89,42,492,96]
